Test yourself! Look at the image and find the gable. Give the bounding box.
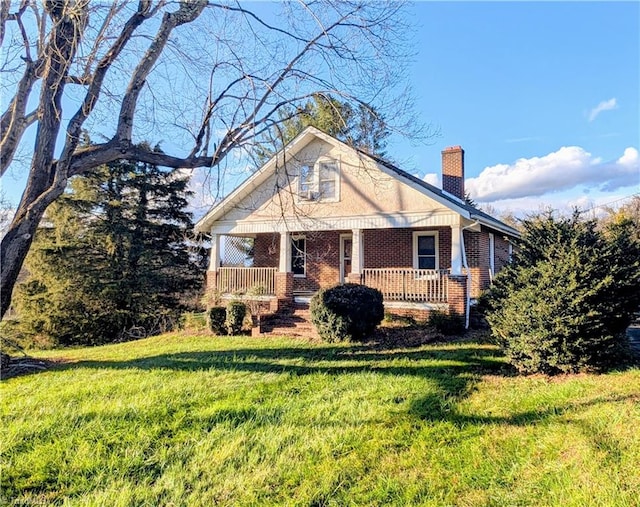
[201,136,463,232]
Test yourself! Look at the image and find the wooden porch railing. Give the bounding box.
[362,268,449,303]
[216,267,277,295]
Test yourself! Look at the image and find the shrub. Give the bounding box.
[310,284,384,342]
[181,311,208,332]
[481,212,640,374]
[428,310,465,336]
[226,301,247,335]
[207,307,227,335]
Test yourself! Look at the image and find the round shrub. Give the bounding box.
[226,301,247,335]
[207,307,227,335]
[310,284,384,342]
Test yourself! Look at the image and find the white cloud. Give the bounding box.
[588,98,618,122]
[422,172,440,187]
[466,146,639,203]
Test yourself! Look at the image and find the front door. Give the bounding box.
[340,234,352,284]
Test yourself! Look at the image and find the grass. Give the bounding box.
[1,333,639,506]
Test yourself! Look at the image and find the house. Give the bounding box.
[195,126,519,328]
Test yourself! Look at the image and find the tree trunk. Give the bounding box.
[0,180,64,319]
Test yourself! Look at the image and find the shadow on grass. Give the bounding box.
[38,341,513,424]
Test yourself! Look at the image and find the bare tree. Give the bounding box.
[0,0,417,319]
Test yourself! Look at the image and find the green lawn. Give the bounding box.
[2,333,639,506]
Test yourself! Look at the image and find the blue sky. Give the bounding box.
[2,1,638,219]
[391,1,639,215]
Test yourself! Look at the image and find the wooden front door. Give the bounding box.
[340,234,352,284]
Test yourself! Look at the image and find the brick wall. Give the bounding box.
[494,235,511,272]
[253,233,280,268]
[463,229,490,298]
[293,230,342,292]
[363,227,452,270]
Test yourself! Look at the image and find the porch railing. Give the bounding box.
[362,268,449,303]
[216,267,277,296]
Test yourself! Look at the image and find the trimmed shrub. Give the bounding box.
[226,301,247,335]
[428,310,465,336]
[481,212,640,374]
[208,307,227,335]
[310,284,384,342]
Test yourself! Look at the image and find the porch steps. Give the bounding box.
[260,303,317,338]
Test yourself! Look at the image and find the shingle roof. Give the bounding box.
[363,151,520,238]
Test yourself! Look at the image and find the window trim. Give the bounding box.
[412,231,439,271]
[296,157,340,203]
[291,235,307,278]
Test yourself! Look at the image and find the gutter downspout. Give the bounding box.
[460,220,480,329]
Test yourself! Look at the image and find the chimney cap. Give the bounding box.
[442,145,463,152]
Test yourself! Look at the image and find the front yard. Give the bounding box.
[1,333,639,506]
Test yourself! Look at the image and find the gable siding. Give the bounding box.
[219,138,448,225]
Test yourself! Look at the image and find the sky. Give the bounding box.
[2,1,638,221]
[391,1,639,217]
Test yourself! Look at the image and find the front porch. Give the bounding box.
[206,228,471,319]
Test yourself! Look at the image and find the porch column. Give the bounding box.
[209,233,221,270]
[279,231,291,272]
[207,233,221,291]
[352,228,363,274]
[275,231,294,305]
[348,228,364,284]
[450,225,463,275]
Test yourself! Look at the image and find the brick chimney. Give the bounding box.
[441,145,465,199]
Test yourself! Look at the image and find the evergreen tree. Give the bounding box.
[481,211,640,374]
[14,154,202,346]
[256,94,390,161]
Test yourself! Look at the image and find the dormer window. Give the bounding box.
[298,158,339,202]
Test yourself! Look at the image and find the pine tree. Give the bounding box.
[14,154,203,346]
[255,94,390,161]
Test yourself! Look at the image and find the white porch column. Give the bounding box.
[351,228,364,274]
[450,224,463,275]
[209,233,221,271]
[279,231,291,272]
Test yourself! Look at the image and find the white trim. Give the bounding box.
[279,231,291,273]
[339,233,352,283]
[489,232,495,279]
[413,231,439,270]
[210,210,462,235]
[291,235,306,278]
[296,156,341,204]
[383,301,449,312]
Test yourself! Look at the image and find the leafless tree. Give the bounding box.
[0,0,418,319]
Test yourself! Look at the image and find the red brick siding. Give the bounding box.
[441,146,465,199]
[293,231,342,292]
[363,227,451,270]
[463,230,491,298]
[253,234,280,268]
[494,235,511,272]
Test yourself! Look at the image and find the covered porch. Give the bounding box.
[206,223,473,318]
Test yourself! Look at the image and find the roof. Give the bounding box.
[195,126,520,238]
[363,152,520,237]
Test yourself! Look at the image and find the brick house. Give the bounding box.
[195,126,519,327]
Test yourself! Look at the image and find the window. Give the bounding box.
[413,231,439,270]
[298,158,339,201]
[292,237,306,276]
